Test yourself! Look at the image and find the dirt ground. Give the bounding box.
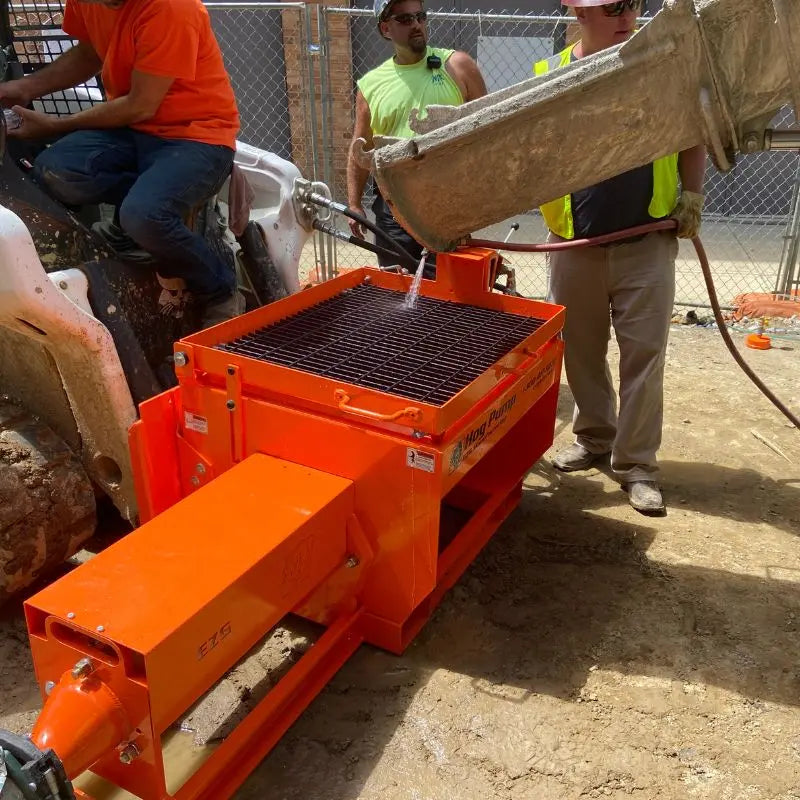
[1,325,799,799]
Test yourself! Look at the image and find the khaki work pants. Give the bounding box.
[548,230,677,483]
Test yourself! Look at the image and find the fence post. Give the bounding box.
[303,2,329,282]
[318,5,337,277]
[775,160,800,296]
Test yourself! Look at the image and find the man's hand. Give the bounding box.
[347,205,367,239]
[0,80,34,110]
[8,106,60,140]
[672,190,704,239]
[347,92,372,240]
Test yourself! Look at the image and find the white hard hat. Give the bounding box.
[561,0,621,5]
[374,0,424,18]
[373,0,395,18]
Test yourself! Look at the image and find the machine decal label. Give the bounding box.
[522,359,555,395]
[448,393,518,473]
[406,448,435,473]
[184,411,209,434]
[198,621,232,660]
[157,273,189,319]
[449,442,463,472]
[445,346,559,476]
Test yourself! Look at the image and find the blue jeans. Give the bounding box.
[33,129,236,300]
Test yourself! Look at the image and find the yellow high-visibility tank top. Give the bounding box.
[358,46,463,139]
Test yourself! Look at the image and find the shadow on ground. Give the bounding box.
[238,477,800,799]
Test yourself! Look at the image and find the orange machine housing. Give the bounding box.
[24,250,564,800]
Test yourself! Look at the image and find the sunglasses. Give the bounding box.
[601,0,641,16]
[388,10,428,24]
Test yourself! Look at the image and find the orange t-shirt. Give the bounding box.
[63,0,240,149]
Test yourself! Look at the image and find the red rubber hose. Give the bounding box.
[468,219,677,252]
[470,222,800,430]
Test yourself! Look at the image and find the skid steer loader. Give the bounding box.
[0,0,325,601]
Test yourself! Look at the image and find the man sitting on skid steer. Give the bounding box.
[0,0,243,329]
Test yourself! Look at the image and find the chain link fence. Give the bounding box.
[207,3,332,277]
[6,1,799,311]
[206,3,317,172]
[317,6,800,311]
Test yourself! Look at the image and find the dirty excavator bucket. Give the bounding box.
[361,0,800,252]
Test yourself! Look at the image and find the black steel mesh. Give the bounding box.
[217,284,546,406]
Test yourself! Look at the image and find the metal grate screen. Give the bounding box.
[217,284,546,406]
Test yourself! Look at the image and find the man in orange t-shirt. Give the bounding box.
[0,0,243,327]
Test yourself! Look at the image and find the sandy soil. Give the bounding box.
[1,325,799,800]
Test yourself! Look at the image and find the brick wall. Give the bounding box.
[282,1,354,198]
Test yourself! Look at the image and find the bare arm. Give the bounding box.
[445,51,488,102]
[0,42,102,107]
[12,70,174,139]
[346,89,373,237]
[678,144,706,193]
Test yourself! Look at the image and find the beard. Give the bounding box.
[408,33,427,54]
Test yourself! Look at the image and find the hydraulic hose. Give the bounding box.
[468,219,677,252]
[470,222,800,431]
[307,193,420,271]
[312,218,418,270]
[692,236,800,429]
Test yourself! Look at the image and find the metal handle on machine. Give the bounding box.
[765,129,800,150]
[333,389,422,422]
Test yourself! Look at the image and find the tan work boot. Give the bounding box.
[624,480,665,515]
[552,442,610,472]
[201,290,246,329]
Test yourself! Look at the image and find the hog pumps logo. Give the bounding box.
[448,394,517,474]
[449,441,463,472]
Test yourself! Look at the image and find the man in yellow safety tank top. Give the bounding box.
[347,0,486,273]
[534,0,706,514]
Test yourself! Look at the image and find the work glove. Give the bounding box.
[672,190,704,239]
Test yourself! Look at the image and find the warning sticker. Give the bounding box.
[406,447,435,473]
[184,411,208,435]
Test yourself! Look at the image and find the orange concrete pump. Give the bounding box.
[2,249,563,800]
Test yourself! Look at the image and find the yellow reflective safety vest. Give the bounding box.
[533,44,679,240]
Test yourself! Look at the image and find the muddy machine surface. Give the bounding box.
[0,0,320,601]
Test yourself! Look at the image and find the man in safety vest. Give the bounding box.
[347,0,486,269]
[534,0,706,514]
